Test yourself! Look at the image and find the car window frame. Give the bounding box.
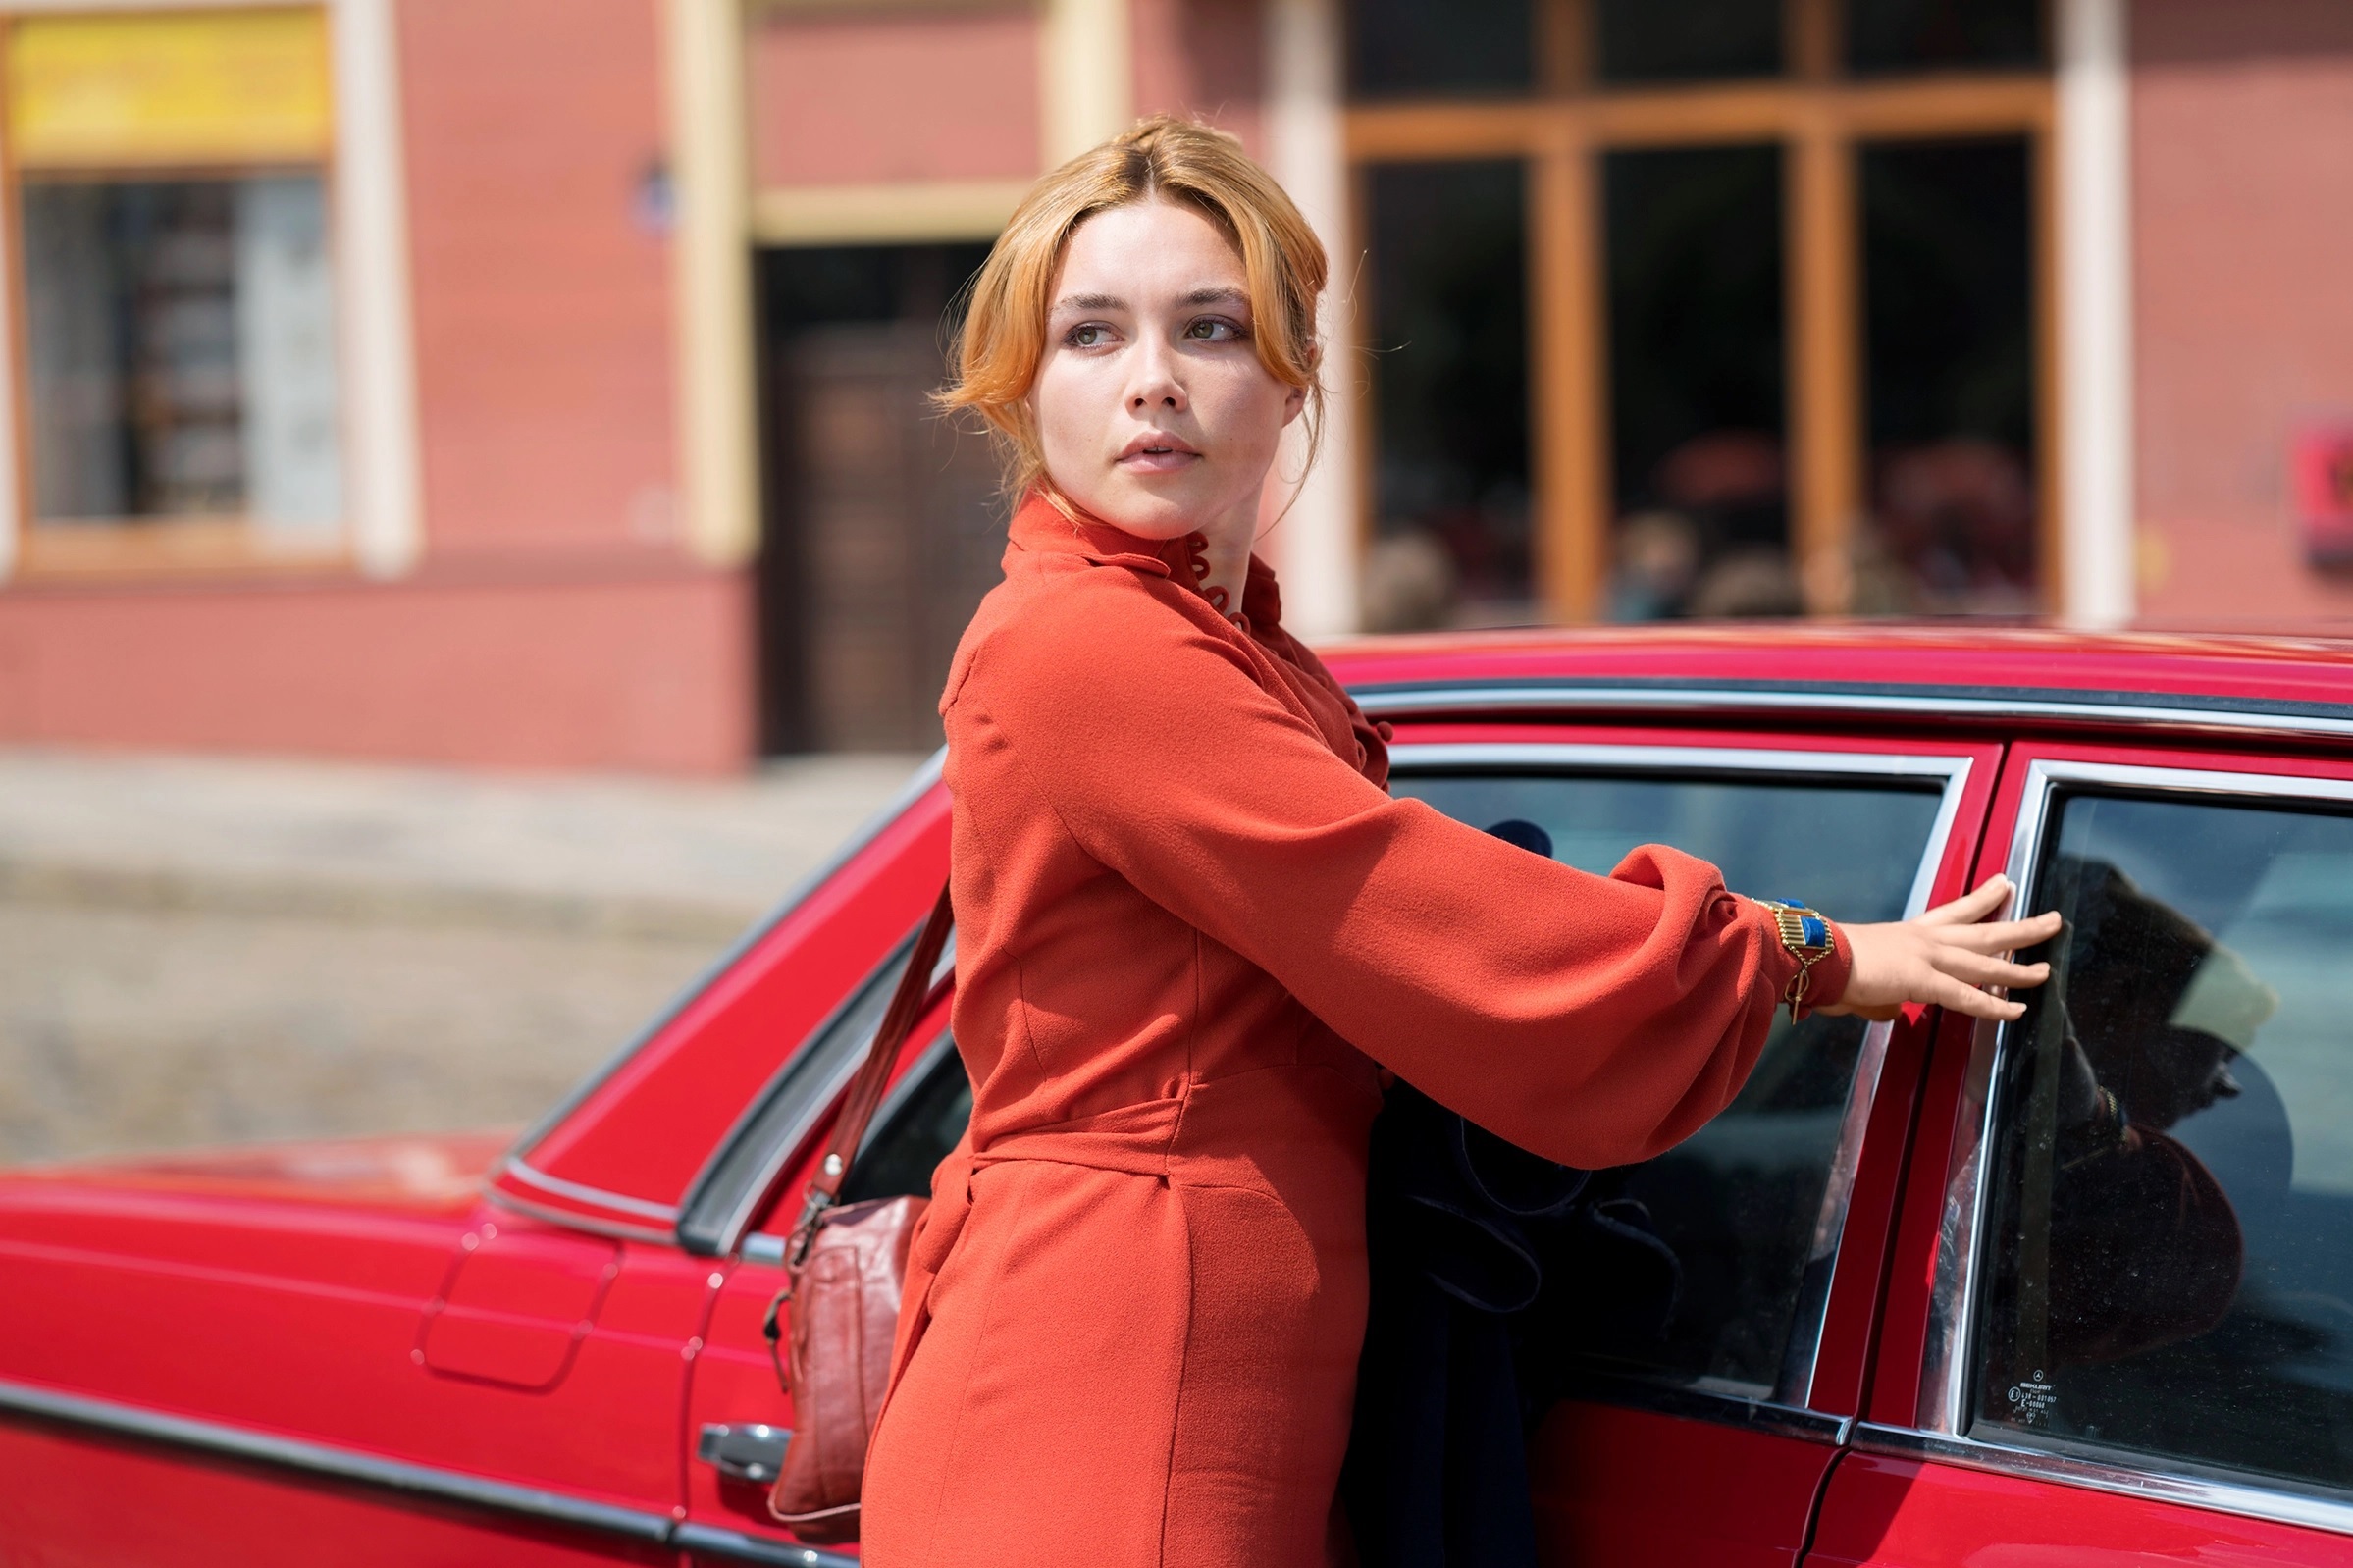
[1387,740,1974,1429]
[1874,752,2353,1541]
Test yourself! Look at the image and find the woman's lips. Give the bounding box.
[1117,433,1201,473]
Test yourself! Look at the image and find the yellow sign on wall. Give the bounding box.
[7,8,333,170]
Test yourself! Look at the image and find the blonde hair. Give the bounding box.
[938,116,1329,501]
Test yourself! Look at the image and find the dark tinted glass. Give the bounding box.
[1596,0,1783,82]
[1848,0,2044,75]
[1857,138,2037,614]
[1603,145,1791,621]
[844,1035,971,1204]
[1393,769,1944,1392]
[1974,792,2353,1493]
[1347,0,1532,98]
[1364,161,1532,627]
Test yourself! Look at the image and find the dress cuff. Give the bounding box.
[1806,922,1854,1014]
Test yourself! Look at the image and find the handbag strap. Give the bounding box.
[789,879,954,1264]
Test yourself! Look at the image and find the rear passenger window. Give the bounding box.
[1973,791,2353,1492]
[1393,768,1946,1398]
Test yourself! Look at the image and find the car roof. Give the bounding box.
[1319,622,2353,743]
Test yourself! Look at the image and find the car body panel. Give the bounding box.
[1533,1401,1838,1568]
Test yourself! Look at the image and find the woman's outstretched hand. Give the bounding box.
[1821,875,2065,1023]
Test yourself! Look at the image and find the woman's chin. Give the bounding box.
[1067,481,1209,540]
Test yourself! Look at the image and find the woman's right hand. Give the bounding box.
[1822,874,2065,1023]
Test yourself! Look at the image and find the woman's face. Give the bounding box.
[1030,198,1305,542]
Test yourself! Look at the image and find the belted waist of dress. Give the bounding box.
[967,1096,1187,1178]
[880,1066,1385,1412]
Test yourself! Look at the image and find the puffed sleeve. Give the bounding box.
[956,576,1847,1170]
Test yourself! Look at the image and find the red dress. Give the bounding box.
[859,495,1850,1567]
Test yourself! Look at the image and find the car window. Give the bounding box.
[1972,790,2353,1493]
[1392,768,1945,1398]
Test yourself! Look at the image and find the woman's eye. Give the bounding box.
[1068,323,1111,348]
[1185,318,1242,341]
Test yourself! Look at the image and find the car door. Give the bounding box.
[1375,725,1998,1568]
[1813,740,2353,1565]
[672,723,1998,1564]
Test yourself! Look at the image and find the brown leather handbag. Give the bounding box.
[763,882,953,1542]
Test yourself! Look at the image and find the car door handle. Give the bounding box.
[697,1422,792,1486]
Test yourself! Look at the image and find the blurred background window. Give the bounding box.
[1846,0,2046,76]
[1363,161,1530,629]
[1861,138,2038,614]
[1595,0,1783,83]
[5,9,342,563]
[1343,0,2054,625]
[1346,0,1533,100]
[1605,145,1791,620]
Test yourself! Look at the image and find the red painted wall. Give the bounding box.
[0,568,752,774]
[748,7,1041,188]
[399,0,679,557]
[2132,0,2353,624]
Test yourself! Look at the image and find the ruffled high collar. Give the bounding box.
[1007,492,1282,634]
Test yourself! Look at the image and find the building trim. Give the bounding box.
[2056,0,2135,626]
[333,0,424,579]
[1265,0,1359,639]
[1040,0,1130,166]
[666,0,759,570]
[749,180,1031,245]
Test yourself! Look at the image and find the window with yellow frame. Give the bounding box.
[1345,0,2055,630]
[6,6,341,574]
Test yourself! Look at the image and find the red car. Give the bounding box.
[5,626,2352,1567]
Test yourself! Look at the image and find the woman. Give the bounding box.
[860,117,2060,1567]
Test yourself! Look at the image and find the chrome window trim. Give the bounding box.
[1854,1422,2353,1541]
[497,1158,680,1223]
[481,1186,677,1246]
[1907,758,2353,1528]
[502,751,946,1174]
[1349,678,2353,744]
[1387,740,1973,1415]
[0,1375,856,1564]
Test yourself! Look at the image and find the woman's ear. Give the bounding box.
[1281,382,1308,426]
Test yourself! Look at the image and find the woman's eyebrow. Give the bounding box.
[1178,287,1250,308]
[1056,291,1124,312]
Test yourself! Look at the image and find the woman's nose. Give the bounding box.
[1127,340,1186,411]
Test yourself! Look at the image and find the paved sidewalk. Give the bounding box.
[0,748,929,1165]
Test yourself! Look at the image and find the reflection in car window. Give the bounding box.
[1393,770,1943,1396]
[1974,792,2353,1493]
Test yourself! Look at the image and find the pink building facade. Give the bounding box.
[0,0,2342,775]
